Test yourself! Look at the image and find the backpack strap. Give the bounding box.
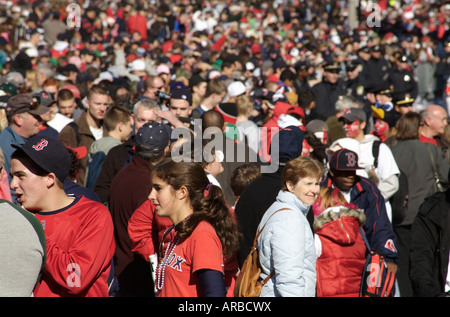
[372,140,381,169]
[68,121,81,146]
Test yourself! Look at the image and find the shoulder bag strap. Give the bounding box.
[359,227,371,251]
[425,143,443,189]
[252,207,291,248]
[425,143,438,176]
[252,207,291,284]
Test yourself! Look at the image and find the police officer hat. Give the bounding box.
[393,93,414,107]
[346,60,360,71]
[374,84,393,97]
[323,62,341,73]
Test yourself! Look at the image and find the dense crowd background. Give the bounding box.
[0,0,450,298]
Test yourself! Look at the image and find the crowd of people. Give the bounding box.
[0,0,450,298]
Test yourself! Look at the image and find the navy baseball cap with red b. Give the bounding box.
[12,135,71,182]
[328,148,363,171]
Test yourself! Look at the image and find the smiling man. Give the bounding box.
[58,85,109,184]
[323,148,399,277]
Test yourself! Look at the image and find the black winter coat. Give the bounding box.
[410,190,450,297]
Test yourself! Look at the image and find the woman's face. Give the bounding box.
[287,176,321,206]
[149,175,177,219]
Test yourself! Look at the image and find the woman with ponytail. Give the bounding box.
[149,158,239,297]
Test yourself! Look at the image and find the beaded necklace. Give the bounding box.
[155,225,179,292]
[155,215,194,293]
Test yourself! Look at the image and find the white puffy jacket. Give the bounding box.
[257,190,316,297]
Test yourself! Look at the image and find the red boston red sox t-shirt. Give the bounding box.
[158,221,224,297]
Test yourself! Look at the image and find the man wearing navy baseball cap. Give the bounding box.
[9,135,115,297]
[108,121,172,296]
[327,147,363,191]
[323,148,400,280]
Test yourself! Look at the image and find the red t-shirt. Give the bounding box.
[157,221,224,297]
[33,196,115,297]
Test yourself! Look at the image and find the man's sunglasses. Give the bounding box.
[14,96,41,113]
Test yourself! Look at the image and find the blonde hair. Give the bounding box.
[312,187,349,216]
[236,95,254,116]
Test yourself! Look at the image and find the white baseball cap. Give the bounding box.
[226,81,246,98]
[128,59,146,72]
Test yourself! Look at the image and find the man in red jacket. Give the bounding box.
[126,7,148,42]
[9,135,115,297]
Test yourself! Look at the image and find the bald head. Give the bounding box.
[201,110,224,131]
[421,104,448,138]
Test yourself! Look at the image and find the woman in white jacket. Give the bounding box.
[257,156,325,297]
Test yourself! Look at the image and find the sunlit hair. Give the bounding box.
[87,84,108,100]
[395,111,421,141]
[312,187,358,217]
[281,156,325,191]
[230,163,261,198]
[103,105,132,132]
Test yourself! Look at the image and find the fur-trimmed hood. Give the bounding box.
[313,206,366,233]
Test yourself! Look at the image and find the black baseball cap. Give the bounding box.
[12,135,71,182]
[323,62,341,73]
[31,90,56,107]
[134,121,171,154]
[270,125,304,161]
[328,148,363,171]
[170,88,192,106]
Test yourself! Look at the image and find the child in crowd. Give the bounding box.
[85,106,133,188]
[230,163,261,209]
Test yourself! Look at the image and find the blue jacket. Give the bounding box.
[322,174,400,263]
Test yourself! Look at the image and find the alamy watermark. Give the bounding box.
[170,120,282,174]
[66,3,81,30]
[365,2,382,28]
